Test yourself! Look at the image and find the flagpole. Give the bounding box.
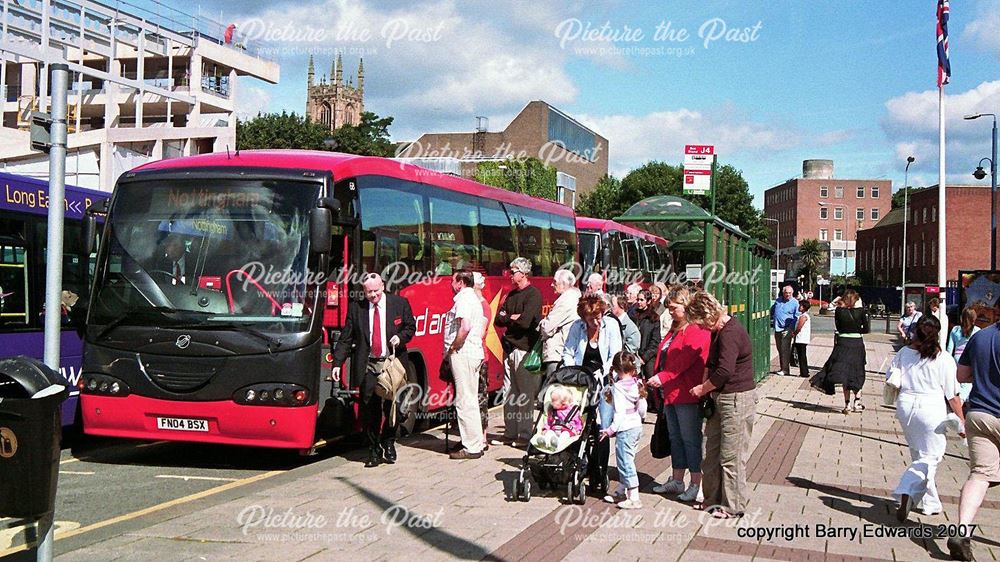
[938,84,948,347]
[936,0,950,349]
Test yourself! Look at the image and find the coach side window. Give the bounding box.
[429,191,479,276]
[480,200,516,276]
[356,176,428,281]
[549,214,577,272]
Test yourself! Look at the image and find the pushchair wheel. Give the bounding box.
[513,475,523,501]
[575,481,587,504]
[521,479,532,502]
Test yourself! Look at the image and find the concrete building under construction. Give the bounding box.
[0,0,279,191]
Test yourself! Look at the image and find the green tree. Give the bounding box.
[575,161,766,239]
[236,111,332,150]
[797,238,825,289]
[576,175,623,218]
[328,111,395,156]
[474,158,557,200]
[892,186,920,210]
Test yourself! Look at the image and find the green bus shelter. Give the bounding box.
[617,195,775,381]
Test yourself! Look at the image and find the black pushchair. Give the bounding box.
[512,366,602,504]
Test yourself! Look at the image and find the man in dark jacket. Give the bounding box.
[332,273,416,467]
[493,257,542,446]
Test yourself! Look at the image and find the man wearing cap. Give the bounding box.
[472,272,492,438]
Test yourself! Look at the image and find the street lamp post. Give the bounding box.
[965,113,997,269]
[764,217,780,272]
[902,156,915,315]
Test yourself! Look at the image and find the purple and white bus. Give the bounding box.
[0,171,107,426]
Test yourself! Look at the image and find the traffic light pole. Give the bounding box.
[38,62,68,562]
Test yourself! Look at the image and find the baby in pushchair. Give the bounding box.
[531,385,584,451]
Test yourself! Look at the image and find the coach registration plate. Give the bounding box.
[156,417,209,432]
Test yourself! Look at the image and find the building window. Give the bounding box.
[820,185,828,197]
[857,186,865,198]
[913,209,919,225]
[931,205,936,222]
[856,208,864,221]
[923,208,927,223]
[871,185,879,198]
[931,240,936,265]
[835,229,843,241]
[820,207,829,219]
[871,208,880,221]
[922,241,926,266]
[834,207,843,220]
[835,186,844,198]
[819,228,828,241]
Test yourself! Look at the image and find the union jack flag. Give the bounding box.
[937,0,951,87]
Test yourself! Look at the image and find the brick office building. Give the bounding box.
[856,184,999,287]
[763,160,892,276]
[396,100,609,207]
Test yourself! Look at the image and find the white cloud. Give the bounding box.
[239,0,578,137]
[577,107,811,177]
[883,81,1000,180]
[962,2,1000,56]
[233,85,273,121]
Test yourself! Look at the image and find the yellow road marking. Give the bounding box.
[59,458,79,465]
[59,471,95,475]
[0,470,282,557]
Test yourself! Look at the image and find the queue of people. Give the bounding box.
[333,263,761,516]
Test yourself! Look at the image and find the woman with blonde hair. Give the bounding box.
[648,285,711,502]
[686,291,757,519]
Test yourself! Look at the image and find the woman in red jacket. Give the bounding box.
[647,285,712,502]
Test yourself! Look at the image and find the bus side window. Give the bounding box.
[0,240,29,328]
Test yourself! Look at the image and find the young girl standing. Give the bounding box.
[793,301,812,378]
[601,352,648,509]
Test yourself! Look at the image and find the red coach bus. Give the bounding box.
[78,151,576,450]
[576,217,672,292]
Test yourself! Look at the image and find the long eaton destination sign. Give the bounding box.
[0,172,106,221]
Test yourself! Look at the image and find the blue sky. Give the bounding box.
[183,0,998,207]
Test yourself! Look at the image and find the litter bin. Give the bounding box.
[0,356,68,518]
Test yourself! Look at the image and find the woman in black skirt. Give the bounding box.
[811,289,869,412]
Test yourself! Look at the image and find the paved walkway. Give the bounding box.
[51,334,999,561]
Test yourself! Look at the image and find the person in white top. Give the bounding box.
[792,301,811,378]
[890,314,966,521]
[538,269,581,377]
[600,351,647,509]
[444,271,487,459]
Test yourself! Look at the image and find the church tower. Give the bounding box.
[306,56,365,132]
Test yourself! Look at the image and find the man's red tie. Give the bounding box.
[173,262,182,285]
[371,304,382,357]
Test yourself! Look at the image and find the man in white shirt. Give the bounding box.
[445,271,486,459]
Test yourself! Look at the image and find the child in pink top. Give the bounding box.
[531,385,583,450]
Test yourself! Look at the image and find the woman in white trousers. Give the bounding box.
[891,315,966,521]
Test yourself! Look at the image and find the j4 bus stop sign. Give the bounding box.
[684,145,715,195]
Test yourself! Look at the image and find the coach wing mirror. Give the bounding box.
[82,199,108,257]
[310,207,333,254]
[318,197,341,213]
